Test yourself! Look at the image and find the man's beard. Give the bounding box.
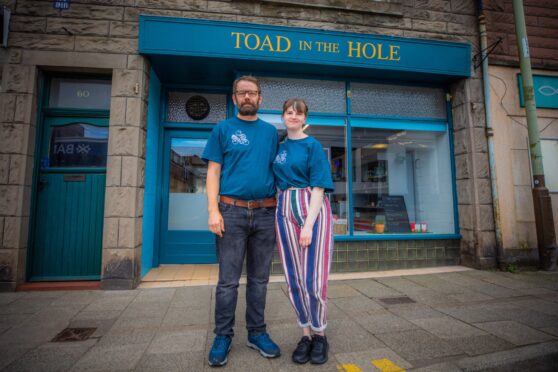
[238,102,258,116]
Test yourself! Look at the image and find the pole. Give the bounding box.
[512,0,557,270]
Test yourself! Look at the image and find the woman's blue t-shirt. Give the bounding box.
[272,136,334,192]
[202,116,278,200]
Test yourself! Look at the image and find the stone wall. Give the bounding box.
[489,65,558,265]
[484,0,558,70]
[0,0,494,289]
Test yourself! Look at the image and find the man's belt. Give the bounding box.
[219,196,276,209]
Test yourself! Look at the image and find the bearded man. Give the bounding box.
[202,76,280,366]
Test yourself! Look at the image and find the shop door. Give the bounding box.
[159,130,216,264]
[30,117,108,280]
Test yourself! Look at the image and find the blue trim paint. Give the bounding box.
[350,117,447,132]
[446,96,460,235]
[141,68,162,278]
[139,16,471,78]
[334,234,461,241]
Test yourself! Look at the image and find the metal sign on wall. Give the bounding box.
[53,0,70,10]
[139,16,471,78]
[518,74,558,109]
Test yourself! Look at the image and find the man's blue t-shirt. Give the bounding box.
[272,136,334,192]
[202,116,278,200]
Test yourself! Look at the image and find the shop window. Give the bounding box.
[541,139,558,192]
[302,125,349,234]
[350,127,455,235]
[351,82,447,119]
[48,123,108,168]
[49,78,111,110]
[167,91,227,123]
[259,77,346,114]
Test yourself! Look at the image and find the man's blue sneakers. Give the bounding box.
[247,332,281,358]
[208,335,232,367]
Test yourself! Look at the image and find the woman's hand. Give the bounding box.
[299,225,313,248]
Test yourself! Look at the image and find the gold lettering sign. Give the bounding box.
[230,31,400,61]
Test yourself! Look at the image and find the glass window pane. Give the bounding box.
[351,82,447,119]
[49,123,108,167]
[541,139,558,192]
[49,78,111,110]
[259,77,346,114]
[304,125,349,235]
[168,138,208,230]
[167,92,227,123]
[351,127,455,235]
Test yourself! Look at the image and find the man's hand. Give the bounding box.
[208,210,225,237]
[299,225,313,248]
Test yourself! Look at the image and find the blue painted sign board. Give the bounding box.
[139,16,471,78]
[518,74,558,109]
[53,0,70,10]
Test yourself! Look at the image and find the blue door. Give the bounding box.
[159,130,216,263]
[30,117,108,280]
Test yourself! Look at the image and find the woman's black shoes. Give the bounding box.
[292,336,312,364]
[310,334,328,364]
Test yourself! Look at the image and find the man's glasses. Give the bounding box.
[234,90,259,98]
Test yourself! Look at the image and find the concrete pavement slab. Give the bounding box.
[409,316,487,339]
[0,292,26,305]
[388,304,446,320]
[355,312,418,334]
[375,329,462,361]
[342,279,402,299]
[68,318,116,338]
[134,351,206,372]
[508,297,558,317]
[96,326,158,348]
[119,301,168,321]
[409,362,462,371]
[0,343,38,370]
[147,327,207,354]
[541,327,558,337]
[49,291,103,307]
[162,305,210,327]
[70,342,149,371]
[455,340,558,371]
[130,289,175,305]
[464,282,522,299]
[435,302,518,323]
[72,309,123,321]
[3,339,97,372]
[474,321,556,346]
[447,334,515,357]
[327,284,362,298]
[323,318,385,354]
[448,290,495,303]
[502,306,558,329]
[82,295,136,312]
[335,348,412,372]
[330,294,384,314]
[405,289,462,307]
[375,277,427,293]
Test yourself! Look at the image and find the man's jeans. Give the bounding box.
[214,202,276,337]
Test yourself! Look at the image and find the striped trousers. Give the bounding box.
[275,187,333,332]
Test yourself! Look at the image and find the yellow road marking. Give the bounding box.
[372,358,406,372]
[337,364,363,372]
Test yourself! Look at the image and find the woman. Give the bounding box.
[273,98,334,365]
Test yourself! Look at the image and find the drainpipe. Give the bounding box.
[512,0,557,270]
[477,0,503,268]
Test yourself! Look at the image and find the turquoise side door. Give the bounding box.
[30,117,108,280]
[159,130,216,264]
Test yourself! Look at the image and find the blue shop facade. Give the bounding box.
[138,16,471,277]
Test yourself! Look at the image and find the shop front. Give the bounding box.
[138,16,471,277]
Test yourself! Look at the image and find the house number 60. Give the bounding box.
[77,90,90,98]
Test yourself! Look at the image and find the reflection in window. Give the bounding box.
[168,138,208,230]
[304,125,349,235]
[49,123,108,167]
[351,128,454,235]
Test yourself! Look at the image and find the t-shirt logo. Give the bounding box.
[231,130,250,146]
[274,150,287,164]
